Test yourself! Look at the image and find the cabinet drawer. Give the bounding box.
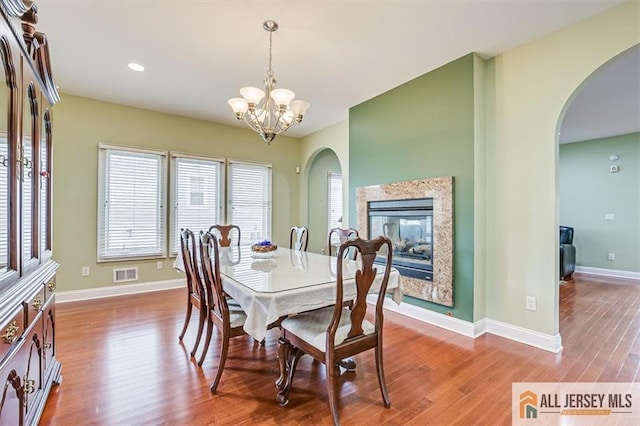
[24,286,46,329]
[43,275,56,302]
[0,306,25,364]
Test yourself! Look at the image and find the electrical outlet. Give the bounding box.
[81,266,90,277]
[608,253,615,261]
[156,260,164,270]
[526,296,537,311]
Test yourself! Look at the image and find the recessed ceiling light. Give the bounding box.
[127,63,145,72]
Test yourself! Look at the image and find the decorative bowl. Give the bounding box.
[251,240,278,253]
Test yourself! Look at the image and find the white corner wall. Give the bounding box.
[483,0,639,336]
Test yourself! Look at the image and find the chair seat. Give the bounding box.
[281,306,374,352]
[227,297,243,310]
[229,310,247,328]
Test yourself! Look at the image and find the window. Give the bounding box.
[328,172,342,244]
[98,144,167,261]
[228,160,271,244]
[169,153,224,255]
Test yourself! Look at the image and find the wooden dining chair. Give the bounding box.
[198,231,249,391]
[177,228,208,358]
[328,227,359,259]
[208,224,241,247]
[289,225,309,251]
[276,236,393,424]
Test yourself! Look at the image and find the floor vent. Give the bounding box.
[113,267,138,283]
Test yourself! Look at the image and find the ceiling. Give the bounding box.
[560,44,640,144]
[35,0,634,140]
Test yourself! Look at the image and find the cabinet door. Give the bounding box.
[39,110,51,259]
[0,36,17,287]
[0,355,23,425]
[41,296,54,379]
[22,318,44,426]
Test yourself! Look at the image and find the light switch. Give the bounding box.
[605,213,614,221]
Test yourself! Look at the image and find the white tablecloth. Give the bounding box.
[175,247,403,341]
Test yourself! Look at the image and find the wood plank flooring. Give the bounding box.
[40,275,640,425]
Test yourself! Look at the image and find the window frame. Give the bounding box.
[169,152,225,257]
[328,171,343,244]
[227,159,272,245]
[97,143,168,262]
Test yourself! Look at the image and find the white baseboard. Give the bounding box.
[575,266,640,281]
[484,319,563,353]
[377,296,480,338]
[56,279,184,303]
[376,296,562,353]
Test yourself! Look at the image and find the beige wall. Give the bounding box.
[52,94,300,292]
[483,0,639,335]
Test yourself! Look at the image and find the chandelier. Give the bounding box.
[228,20,310,145]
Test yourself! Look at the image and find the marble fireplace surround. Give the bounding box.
[356,176,454,307]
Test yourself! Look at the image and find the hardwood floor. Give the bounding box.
[40,275,640,425]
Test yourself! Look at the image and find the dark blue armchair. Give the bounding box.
[560,226,576,280]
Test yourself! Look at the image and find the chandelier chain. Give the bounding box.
[268,28,273,78]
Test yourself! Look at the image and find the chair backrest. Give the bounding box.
[199,231,230,320]
[209,224,241,247]
[328,227,359,258]
[289,226,309,251]
[560,226,574,245]
[180,228,205,300]
[330,236,392,348]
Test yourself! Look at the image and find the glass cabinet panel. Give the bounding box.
[40,110,51,255]
[0,43,9,275]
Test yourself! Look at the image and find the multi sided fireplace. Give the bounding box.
[368,198,433,282]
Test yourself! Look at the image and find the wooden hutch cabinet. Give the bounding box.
[0,1,60,425]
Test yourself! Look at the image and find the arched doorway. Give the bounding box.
[556,44,640,340]
[306,148,342,253]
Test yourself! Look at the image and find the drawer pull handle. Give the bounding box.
[47,281,56,292]
[32,295,43,311]
[23,378,35,394]
[2,321,19,344]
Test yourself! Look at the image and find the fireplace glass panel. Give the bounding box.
[370,214,432,266]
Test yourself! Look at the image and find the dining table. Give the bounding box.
[174,245,404,342]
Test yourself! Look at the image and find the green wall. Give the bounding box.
[52,94,300,292]
[307,149,341,254]
[559,132,640,272]
[349,54,476,321]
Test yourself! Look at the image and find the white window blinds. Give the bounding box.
[40,134,49,255]
[170,154,224,255]
[228,161,271,244]
[22,138,33,262]
[98,144,167,261]
[328,172,343,244]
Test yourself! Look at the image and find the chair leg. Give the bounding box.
[276,347,303,405]
[178,299,192,341]
[326,359,341,426]
[190,307,206,358]
[197,317,213,366]
[375,346,391,407]
[210,328,230,393]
